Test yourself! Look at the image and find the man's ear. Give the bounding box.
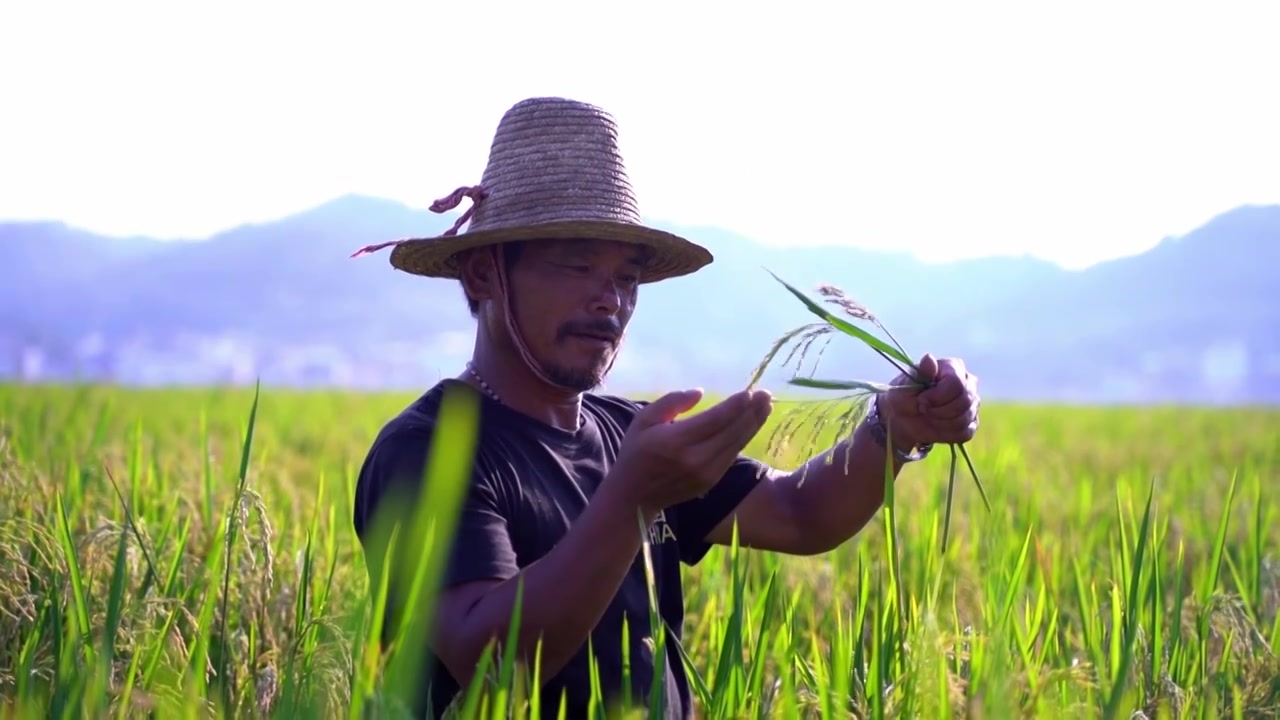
[458,248,498,307]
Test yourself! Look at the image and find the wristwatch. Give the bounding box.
[865,394,933,463]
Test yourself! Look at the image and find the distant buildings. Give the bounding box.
[1,330,1278,404]
[0,331,468,390]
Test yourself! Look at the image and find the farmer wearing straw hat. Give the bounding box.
[351,97,981,719]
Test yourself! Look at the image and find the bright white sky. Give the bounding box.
[2,0,1277,270]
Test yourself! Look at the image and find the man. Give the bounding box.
[350,97,980,719]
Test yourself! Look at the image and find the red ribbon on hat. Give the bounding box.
[349,185,488,258]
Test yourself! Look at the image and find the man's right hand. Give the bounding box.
[608,388,773,516]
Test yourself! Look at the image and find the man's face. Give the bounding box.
[505,238,649,392]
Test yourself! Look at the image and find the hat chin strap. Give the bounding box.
[490,245,621,398]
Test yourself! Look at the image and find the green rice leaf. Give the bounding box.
[957,442,992,514]
[786,377,897,393]
[941,445,958,554]
[764,269,917,369]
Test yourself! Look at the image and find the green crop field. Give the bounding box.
[0,382,1276,719]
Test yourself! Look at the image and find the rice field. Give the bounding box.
[0,381,1276,719]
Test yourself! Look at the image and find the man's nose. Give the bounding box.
[589,278,624,315]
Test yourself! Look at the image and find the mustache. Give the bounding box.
[557,319,624,344]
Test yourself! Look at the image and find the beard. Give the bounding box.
[543,347,617,393]
[542,318,625,393]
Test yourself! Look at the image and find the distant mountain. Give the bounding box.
[2,195,1277,403]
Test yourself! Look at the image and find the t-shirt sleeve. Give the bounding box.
[671,453,770,566]
[353,424,520,590]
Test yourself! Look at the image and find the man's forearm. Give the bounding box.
[449,480,654,683]
[782,418,909,553]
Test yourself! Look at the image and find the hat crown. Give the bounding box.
[465,97,642,233]
[351,96,713,284]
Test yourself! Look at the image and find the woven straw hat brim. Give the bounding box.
[388,219,713,284]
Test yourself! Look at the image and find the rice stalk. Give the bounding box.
[749,269,991,555]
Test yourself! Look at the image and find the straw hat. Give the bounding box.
[350,97,714,283]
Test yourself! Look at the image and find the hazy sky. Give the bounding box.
[2,0,1277,269]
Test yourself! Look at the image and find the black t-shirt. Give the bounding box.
[352,379,768,719]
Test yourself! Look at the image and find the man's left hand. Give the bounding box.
[878,354,980,450]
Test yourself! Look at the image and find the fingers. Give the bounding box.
[907,357,982,441]
[935,412,980,442]
[935,409,979,437]
[914,353,940,384]
[916,360,972,413]
[702,391,772,460]
[921,385,971,420]
[926,387,980,440]
[669,390,770,464]
[669,389,756,441]
[635,388,705,427]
